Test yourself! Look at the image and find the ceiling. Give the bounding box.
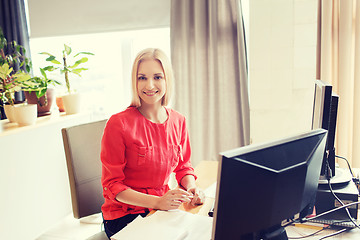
[27,0,171,38]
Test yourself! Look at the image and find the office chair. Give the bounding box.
[62,119,108,240]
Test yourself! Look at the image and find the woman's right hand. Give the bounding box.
[155,189,193,210]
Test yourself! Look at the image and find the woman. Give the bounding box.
[101,48,205,238]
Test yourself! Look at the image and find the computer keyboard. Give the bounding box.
[307,218,358,228]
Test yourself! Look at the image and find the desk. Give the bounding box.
[192,161,360,240]
[179,160,218,216]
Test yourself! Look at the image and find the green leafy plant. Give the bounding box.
[23,67,61,106]
[0,28,32,105]
[0,28,32,73]
[0,63,32,105]
[40,44,94,94]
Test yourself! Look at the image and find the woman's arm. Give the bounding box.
[116,188,193,210]
[180,174,197,191]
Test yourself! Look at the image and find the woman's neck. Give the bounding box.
[137,103,168,124]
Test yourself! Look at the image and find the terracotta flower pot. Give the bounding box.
[25,88,56,116]
[56,96,65,112]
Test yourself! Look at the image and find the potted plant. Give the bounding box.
[23,67,61,116]
[0,63,37,125]
[40,44,94,114]
[0,27,35,124]
[0,63,31,121]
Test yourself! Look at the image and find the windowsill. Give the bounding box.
[0,110,90,137]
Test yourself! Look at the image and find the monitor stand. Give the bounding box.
[244,225,288,240]
[262,225,288,240]
[318,168,352,187]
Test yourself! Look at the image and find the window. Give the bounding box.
[30,28,170,118]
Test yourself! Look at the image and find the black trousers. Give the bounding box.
[103,211,149,239]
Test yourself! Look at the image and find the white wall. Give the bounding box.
[0,114,92,239]
[249,0,318,144]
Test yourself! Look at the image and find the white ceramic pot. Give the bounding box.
[4,104,17,123]
[13,104,38,126]
[62,93,81,115]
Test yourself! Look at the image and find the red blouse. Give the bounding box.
[101,107,197,220]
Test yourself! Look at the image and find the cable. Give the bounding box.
[327,179,360,229]
[305,156,360,229]
[287,200,360,239]
[335,154,360,191]
[287,226,330,239]
[326,157,360,229]
[288,157,359,239]
[335,155,354,177]
[318,228,349,240]
[304,201,360,222]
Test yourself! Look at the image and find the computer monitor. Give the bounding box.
[311,80,340,181]
[212,129,328,240]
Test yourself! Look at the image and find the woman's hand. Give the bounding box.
[155,189,193,210]
[187,187,205,206]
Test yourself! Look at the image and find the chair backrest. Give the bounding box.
[62,119,107,219]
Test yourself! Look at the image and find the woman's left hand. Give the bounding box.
[187,187,205,206]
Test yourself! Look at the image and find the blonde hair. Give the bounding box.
[130,48,174,107]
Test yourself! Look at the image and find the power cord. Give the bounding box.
[287,156,360,239]
[304,201,360,221]
[335,155,354,177]
[335,155,360,191]
[318,228,349,240]
[323,157,360,229]
[327,179,360,229]
[287,225,331,239]
[286,201,360,239]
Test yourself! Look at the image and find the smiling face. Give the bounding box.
[136,59,166,106]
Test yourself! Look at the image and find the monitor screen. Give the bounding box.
[211,129,328,240]
[311,79,338,178]
[312,80,332,131]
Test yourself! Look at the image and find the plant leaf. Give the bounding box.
[43,66,58,71]
[40,68,47,78]
[50,59,61,65]
[13,72,31,82]
[15,45,21,53]
[45,55,61,65]
[64,44,72,55]
[68,57,88,69]
[74,52,94,57]
[39,52,54,56]
[76,57,88,64]
[46,56,55,61]
[70,67,88,76]
[37,88,47,98]
[52,80,61,85]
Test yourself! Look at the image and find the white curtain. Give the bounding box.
[317,0,360,167]
[170,0,250,166]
